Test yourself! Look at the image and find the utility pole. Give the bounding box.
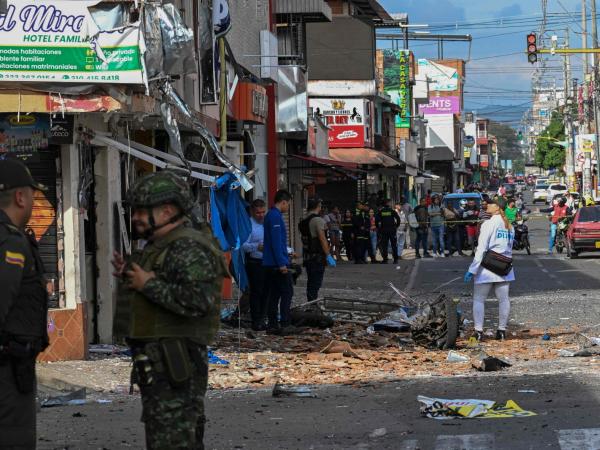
[564,30,576,190]
[592,0,600,197]
[583,0,593,195]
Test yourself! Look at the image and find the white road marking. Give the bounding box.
[396,440,420,450]
[557,428,600,450]
[435,433,494,450]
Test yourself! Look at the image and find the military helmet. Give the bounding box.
[127,170,194,212]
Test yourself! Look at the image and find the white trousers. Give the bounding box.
[472,282,511,331]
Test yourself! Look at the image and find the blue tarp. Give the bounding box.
[210,173,251,291]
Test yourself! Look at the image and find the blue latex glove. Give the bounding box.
[464,272,474,283]
[326,255,337,267]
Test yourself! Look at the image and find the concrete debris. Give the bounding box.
[368,428,387,438]
[447,351,470,363]
[40,388,86,408]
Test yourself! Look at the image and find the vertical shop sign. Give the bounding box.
[382,49,411,129]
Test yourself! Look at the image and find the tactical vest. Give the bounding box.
[299,214,325,260]
[114,225,227,344]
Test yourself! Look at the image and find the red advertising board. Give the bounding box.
[328,125,365,148]
[311,98,366,148]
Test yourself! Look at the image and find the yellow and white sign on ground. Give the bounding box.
[418,396,537,420]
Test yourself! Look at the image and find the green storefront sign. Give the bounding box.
[0,0,144,84]
[382,49,411,129]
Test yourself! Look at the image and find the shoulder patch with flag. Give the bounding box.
[5,250,25,268]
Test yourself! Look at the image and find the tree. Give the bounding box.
[489,121,522,162]
[535,111,565,171]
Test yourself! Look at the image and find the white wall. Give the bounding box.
[425,114,455,150]
[60,142,86,310]
[94,147,122,343]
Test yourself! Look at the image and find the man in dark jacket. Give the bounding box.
[376,199,400,263]
[0,159,49,449]
[413,198,432,258]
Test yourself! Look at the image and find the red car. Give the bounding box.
[566,206,600,258]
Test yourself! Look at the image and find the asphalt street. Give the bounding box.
[38,373,600,450]
[36,189,600,450]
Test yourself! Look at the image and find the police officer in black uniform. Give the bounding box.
[377,199,401,264]
[0,159,49,449]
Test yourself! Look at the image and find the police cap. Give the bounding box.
[0,159,46,192]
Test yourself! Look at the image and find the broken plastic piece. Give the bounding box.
[419,395,536,419]
[447,351,470,363]
[272,384,317,398]
[207,350,229,365]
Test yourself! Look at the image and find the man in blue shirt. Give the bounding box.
[263,190,293,332]
[242,199,267,330]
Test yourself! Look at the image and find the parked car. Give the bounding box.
[547,183,568,200]
[515,180,527,192]
[442,192,483,209]
[566,206,600,258]
[533,184,550,203]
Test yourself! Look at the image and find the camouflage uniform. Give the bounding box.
[115,171,227,450]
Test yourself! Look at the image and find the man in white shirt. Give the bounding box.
[242,199,268,330]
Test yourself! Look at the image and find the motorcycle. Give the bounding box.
[554,216,572,254]
[512,216,531,255]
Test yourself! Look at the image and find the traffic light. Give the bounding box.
[527,33,538,64]
[517,131,523,140]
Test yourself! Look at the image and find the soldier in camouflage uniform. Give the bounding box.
[112,170,228,450]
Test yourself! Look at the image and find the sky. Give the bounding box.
[377,0,589,124]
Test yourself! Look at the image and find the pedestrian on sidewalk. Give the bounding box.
[299,198,335,302]
[395,203,408,259]
[413,198,431,258]
[340,209,354,261]
[352,202,370,264]
[368,208,379,262]
[462,198,480,255]
[400,197,413,249]
[0,160,49,449]
[377,199,400,263]
[444,202,464,256]
[263,190,294,332]
[326,206,342,261]
[504,198,518,224]
[428,195,446,257]
[112,171,228,449]
[464,200,515,342]
[242,199,268,331]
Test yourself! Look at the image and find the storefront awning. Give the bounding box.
[425,147,455,162]
[292,154,359,169]
[328,148,402,167]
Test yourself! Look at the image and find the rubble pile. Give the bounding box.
[37,317,596,393]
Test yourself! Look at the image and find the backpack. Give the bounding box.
[298,214,322,257]
[408,212,419,229]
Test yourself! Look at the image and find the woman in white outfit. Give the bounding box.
[464,200,515,341]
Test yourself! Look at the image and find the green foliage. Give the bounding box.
[535,111,566,171]
[489,121,522,161]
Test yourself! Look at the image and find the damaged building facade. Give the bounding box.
[0,0,272,360]
[0,0,433,361]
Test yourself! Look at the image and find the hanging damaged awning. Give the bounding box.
[91,133,220,183]
[328,148,402,167]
